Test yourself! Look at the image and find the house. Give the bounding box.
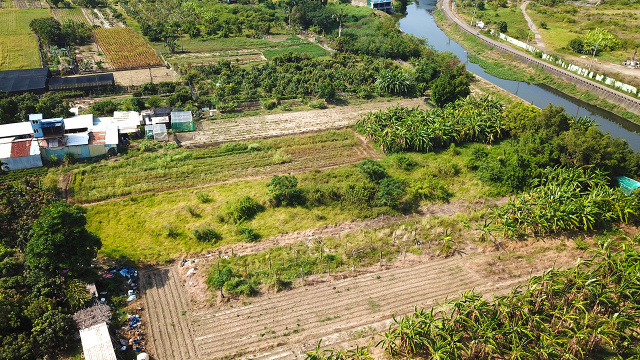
[367,0,393,12]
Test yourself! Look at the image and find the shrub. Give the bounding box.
[341,182,377,208]
[216,100,238,113]
[237,225,260,242]
[224,277,258,296]
[261,98,278,110]
[192,227,222,243]
[271,149,291,164]
[568,38,584,54]
[196,192,212,203]
[309,99,327,109]
[408,178,453,202]
[391,153,418,171]
[376,177,406,209]
[267,174,305,207]
[539,21,548,30]
[225,196,264,223]
[163,224,181,238]
[358,159,388,182]
[497,21,507,33]
[185,205,200,217]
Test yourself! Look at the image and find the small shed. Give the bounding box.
[153,124,168,141]
[170,111,194,132]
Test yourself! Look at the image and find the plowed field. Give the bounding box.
[142,254,535,360]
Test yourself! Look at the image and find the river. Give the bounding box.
[398,0,640,151]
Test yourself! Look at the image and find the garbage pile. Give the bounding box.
[118,308,147,353]
[101,266,139,302]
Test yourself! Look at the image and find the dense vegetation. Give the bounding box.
[0,91,72,124]
[311,239,640,359]
[356,96,507,153]
[0,180,101,359]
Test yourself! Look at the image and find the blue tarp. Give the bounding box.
[615,176,640,195]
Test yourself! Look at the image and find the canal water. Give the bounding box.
[398,0,640,151]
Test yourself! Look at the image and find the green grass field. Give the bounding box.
[526,3,640,62]
[456,4,530,40]
[0,8,48,70]
[85,142,492,264]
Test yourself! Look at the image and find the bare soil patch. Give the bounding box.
[177,98,428,146]
[142,234,586,360]
[112,67,179,86]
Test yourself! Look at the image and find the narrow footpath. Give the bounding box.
[520,1,547,52]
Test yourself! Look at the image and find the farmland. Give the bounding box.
[50,7,91,25]
[142,235,590,359]
[94,27,162,69]
[0,8,47,70]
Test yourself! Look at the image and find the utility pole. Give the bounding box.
[470,2,478,27]
[588,38,601,72]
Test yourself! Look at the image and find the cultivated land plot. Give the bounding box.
[177,97,428,146]
[94,27,162,69]
[50,7,91,25]
[0,8,48,70]
[142,247,574,360]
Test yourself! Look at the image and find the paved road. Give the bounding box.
[521,1,547,52]
[438,0,640,115]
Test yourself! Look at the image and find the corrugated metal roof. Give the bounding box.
[152,116,169,125]
[65,114,94,131]
[0,68,50,93]
[79,323,117,360]
[10,140,31,157]
[171,111,193,123]
[105,129,118,145]
[0,143,11,158]
[67,133,90,146]
[0,122,34,138]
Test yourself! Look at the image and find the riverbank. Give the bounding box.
[433,3,640,125]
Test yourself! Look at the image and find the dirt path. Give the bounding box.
[521,1,547,52]
[142,240,580,360]
[177,98,428,147]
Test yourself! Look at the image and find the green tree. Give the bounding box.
[430,66,471,108]
[25,202,101,276]
[36,93,72,119]
[376,177,405,209]
[61,19,92,45]
[29,18,62,46]
[266,174,305,207]
[497,21,507,33]
[568,38,585,54]
[90,99,117,116]
[358,159,388,182]
[208,265,232,297]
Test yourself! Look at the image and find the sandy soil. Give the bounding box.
[112,67,179,86]
[177,98,428,146]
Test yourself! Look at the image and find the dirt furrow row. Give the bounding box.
[193,261,486,357]
[164,268,198,359]
[196,274,489,359]
[142,270,174,359]
[193,257,457,322]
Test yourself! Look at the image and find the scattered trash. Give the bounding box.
[120,346,127,351]
[127,294,137,302]
[186,268,196,276]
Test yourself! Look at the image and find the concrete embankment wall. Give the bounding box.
[440,0,640,116]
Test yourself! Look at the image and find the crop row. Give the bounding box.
[94,27,162,69]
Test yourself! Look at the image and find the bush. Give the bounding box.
[261,98,278,110]
[237,225,260,242]
[225,196,264,223]
[408,178,453,202]
[309,99,327,109]
[568,38,584,54]
[497,21,508,33]
[224,277,258,296]
[196,192,212,203]
[192,227,222,243]
[341,182,377,208]
[267,174,306,207]
[271,149,291,165]
[391,153,418,171]
[216,100,238,113]
[376,177,406,209]
[358,159,388,182]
